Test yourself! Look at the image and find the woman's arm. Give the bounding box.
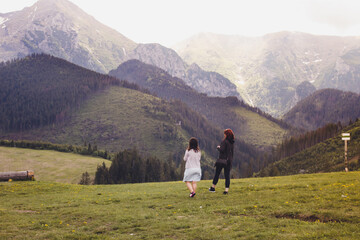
[217,140,226,153]
[183,150,189,161]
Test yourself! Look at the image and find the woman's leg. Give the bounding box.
[186,181,194,193]
[224,165,231,190]
[212,164,223,187]
[192,181,197,193]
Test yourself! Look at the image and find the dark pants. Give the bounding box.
[212,164,231,188]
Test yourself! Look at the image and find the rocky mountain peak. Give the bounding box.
[188,63,201,71]
[119,43,240,99]
[0,0,136,73]
[125,43,187,79]
[34,0,62,9]
[33,0,84,15]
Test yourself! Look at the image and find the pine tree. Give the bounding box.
[79,171,91,185]
[94,162,111,184]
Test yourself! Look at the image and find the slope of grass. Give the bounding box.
[0,146,110,184]
[261,120,360,176]
[3,86,190,160]
[54,86,188,158]
[0,172,359,239]
[233,107,288,149]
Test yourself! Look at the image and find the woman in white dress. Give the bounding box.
[183,137,201,197]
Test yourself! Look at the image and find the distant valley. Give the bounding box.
[109,59,290,151]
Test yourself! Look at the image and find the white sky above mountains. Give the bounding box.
[2,0,360,47]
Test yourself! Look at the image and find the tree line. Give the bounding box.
[0,139,111,159]
[94,149,181,184]
[267,122,343,164]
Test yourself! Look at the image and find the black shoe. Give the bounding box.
[209,187,215,192]
[190,192,196,198]
[223,191,228,195]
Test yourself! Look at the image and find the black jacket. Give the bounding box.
[217,138,234,166]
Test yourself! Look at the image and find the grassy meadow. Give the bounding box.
[232,107,288,149]
[0,146,110,184]
[1,171,359,239]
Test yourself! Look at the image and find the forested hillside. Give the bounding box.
[0,54,129,131]
[0,54,263,178]
[109,60,290,151]
[258,120,360,176]
[267,123,343,165]
[283,89,360,130]
[2,86,261,178]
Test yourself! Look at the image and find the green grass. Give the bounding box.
[1,172,359,239]
[0,146,111,184]
[233,107,288,149]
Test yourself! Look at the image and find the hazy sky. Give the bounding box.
[2,0,360,47]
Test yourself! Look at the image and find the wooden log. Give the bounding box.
[0,170,35,181]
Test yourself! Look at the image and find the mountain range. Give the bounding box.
[117,43,240,98]
[174,32,360,117]
[0,0,238,100]
[2,0,360,120]
[0,0,136,73]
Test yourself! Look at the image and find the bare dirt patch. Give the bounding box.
[274,213,341,223]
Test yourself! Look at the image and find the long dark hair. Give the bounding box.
[187,137,200,152]
[223,129,235,142]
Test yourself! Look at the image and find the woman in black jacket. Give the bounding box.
[209,129,235,195]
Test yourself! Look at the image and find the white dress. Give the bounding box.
[182,149,201,182]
